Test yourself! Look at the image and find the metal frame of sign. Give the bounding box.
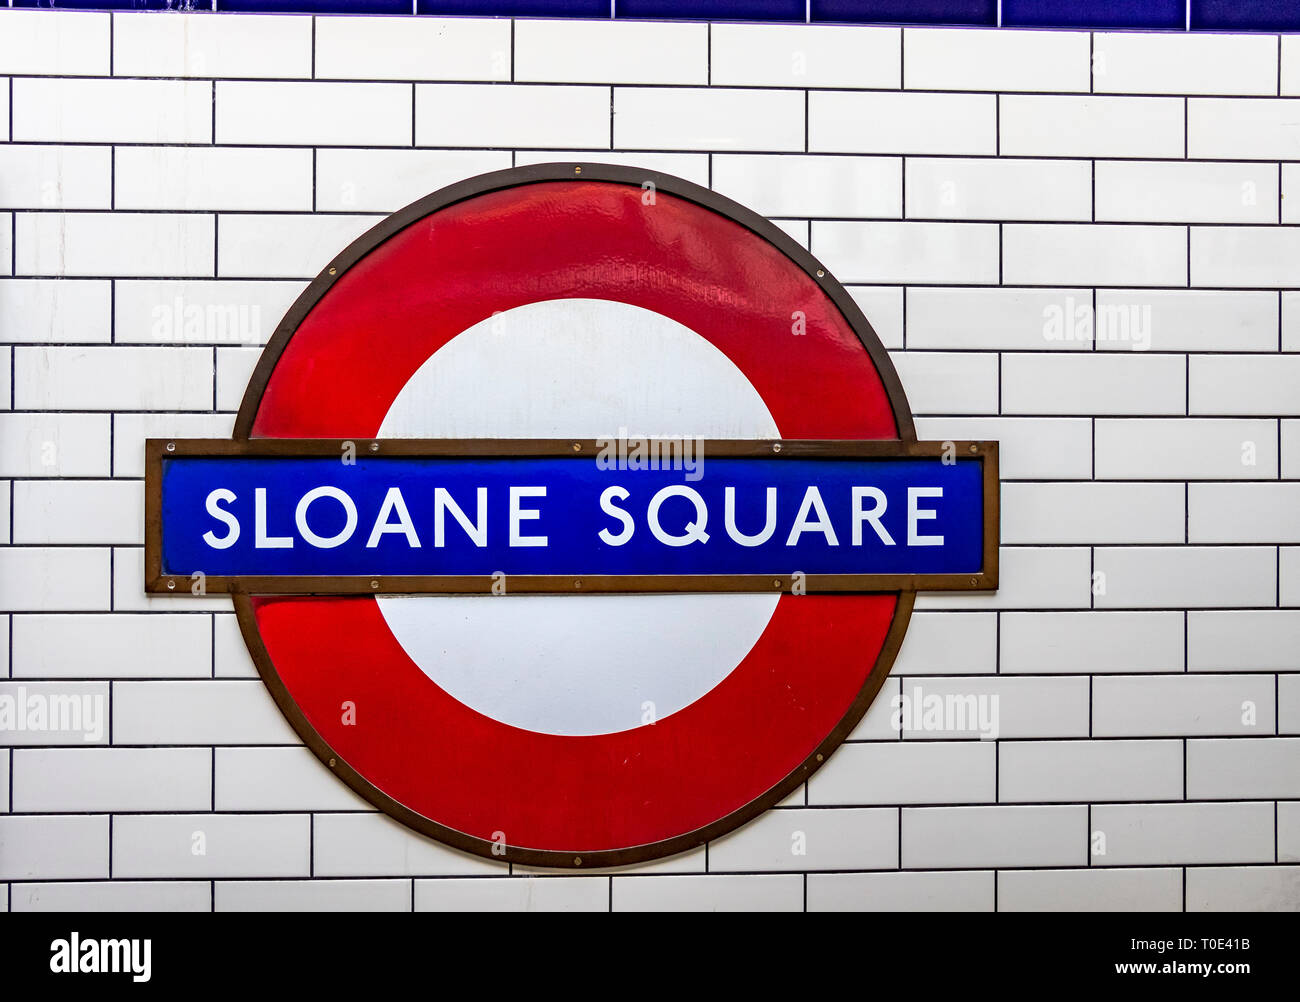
[145,436,999,595]
[142,162,1001,868]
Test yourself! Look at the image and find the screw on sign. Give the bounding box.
[145,164,1000,868]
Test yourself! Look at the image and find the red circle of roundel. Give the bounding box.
[234,167,915,868]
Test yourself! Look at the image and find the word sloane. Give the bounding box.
[50,933,151,983]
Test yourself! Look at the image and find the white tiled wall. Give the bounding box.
[0,9,1297,913]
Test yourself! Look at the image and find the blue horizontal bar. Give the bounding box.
[1002,0,1185,28]
[11,0,1300,30]
[160,455,985,578]
[811,0,994,25]
[1192,0,1300,31]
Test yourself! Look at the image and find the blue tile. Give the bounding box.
[218,0,410,11]
[419,0,607,14]
[1192,0,1300,31]
[615,0,803,19]
[810,0,995,26]
[1002,0,1186,29]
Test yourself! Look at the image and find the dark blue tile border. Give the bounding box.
[1003,0,1185,29]
[13,0,175,8]
[1192,0,1300,32]
[8,0,1300,32]
[810,0,995,25]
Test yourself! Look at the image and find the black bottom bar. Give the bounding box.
[0,911,1292,988]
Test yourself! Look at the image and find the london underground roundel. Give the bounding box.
[145,164,999,867]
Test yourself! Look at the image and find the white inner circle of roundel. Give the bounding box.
[375,298,782,737]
